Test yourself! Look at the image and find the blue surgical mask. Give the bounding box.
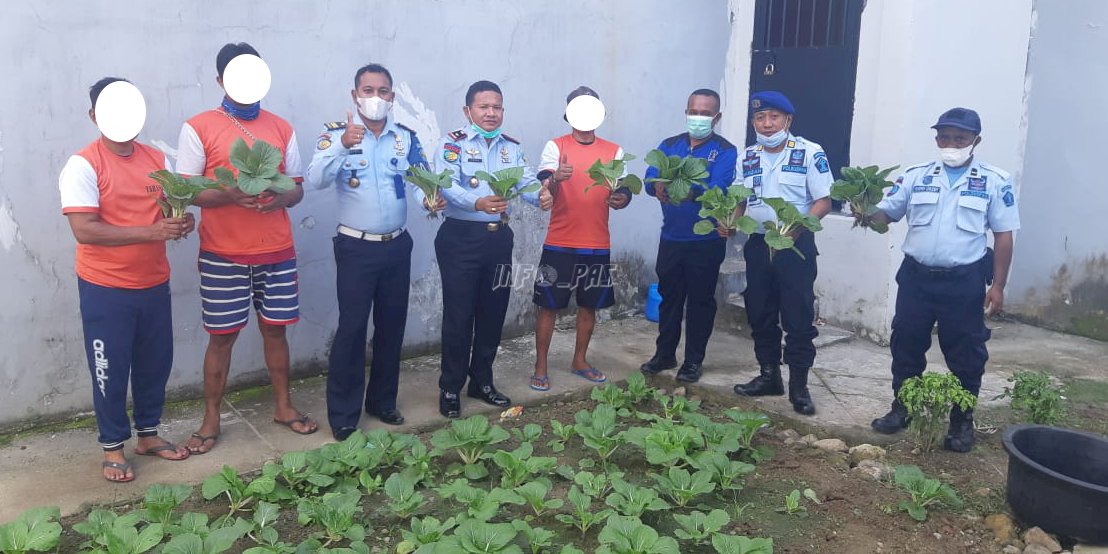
[471,122,502,140]
[686,115,714,140]
[756,128,789,148]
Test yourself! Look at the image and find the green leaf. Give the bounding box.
[163,533,205,554]
[711,534,774,554]
[693,219,716,235]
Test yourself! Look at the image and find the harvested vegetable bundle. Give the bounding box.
[762,197,822,259]
[404,166,454,220]
[213,138,297,196]
[644,150,709,205]
[147,170,221,218]
[693,184,758,237]
[585,153,643,195]
[830,165,899,233]
[475,167,540,222]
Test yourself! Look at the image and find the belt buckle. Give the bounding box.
[486,223,500,232]
[381,232,393,242]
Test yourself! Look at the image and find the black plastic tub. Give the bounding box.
[1002,425,1108,544]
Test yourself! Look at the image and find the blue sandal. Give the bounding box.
[530,375,551,391]
[571,367,607,383]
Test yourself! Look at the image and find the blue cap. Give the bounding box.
[749,91,795,115]
[932,108,981,134]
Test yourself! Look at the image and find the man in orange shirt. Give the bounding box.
[176,43,316,454]
[530,86,631,391]
[60,77,194,482]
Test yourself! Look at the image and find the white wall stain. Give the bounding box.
[0,200,20,252]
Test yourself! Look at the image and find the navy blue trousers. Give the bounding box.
[890,254,992,396]
[435,218,514,394]
[77,278,173,450]
[654,237,727,364]
[326,232,412,431]
[742,232,819,369]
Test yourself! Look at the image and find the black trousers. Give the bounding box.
[654,238,727,364]
[326,232,412,431]
[435,218,514,394]
[742,232,819,369]
[890,254,993,396]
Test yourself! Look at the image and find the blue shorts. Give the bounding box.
[199,250,300,334]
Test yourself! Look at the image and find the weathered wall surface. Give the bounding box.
[0,0,732,425]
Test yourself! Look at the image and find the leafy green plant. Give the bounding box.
[396,516,457,554]
[650,467,715,507]
[492,442,557,488]
[383,473,425,519]
[161,517,251,554]
[690,451,755,495]
[363,429,420,469]
[242,501,292,553]
[72,509,165,554]
[723,410,769,451]
[510,520,556,554]
[624,421,705,467]
[898,372,977,452]
[138,484,193,525]
[830,165,899,233]
[510,422,543,443]
[574,404,625,461]
[202,466,275,520]
[591,382,634,413]
[604,478,670,517]
[775,489,806,517]
[296,490,365,548]
[624,373,655,404]
[894,465,962,521]
[0,507,62,554]
[547,420,576,453]
[555,485,615,535]
[994,370,1068,425]
[684,413,744,454]
[400,441,438,485]
[436,479,523,522]
[693,184,758,236]
[431,415,510,479]
[586,153,643,195]
[475,167,540,222]
[404,166,454,219]
[514,478,564,516]
[220,138,296,195]
[148,170,221,218]
[434,520,522,554]
[673,509,730,544]
[573,470,622,499]
[642,394,700,423]
[711,534,774,554]
[760,197,822,259]
[596,515,680,554]
[645,150,709,205]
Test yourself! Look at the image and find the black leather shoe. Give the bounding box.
[439,391,460,419]
[871,400,910,434]
[640,355,678,375]
[467,384,511,407]
[332,426,357,442]
[733,364,784,396]
[943,407,976,453]
[787,368,816,415]
[368,408,405,426]
[675,362,703,383]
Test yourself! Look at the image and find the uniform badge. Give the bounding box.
[750,98,761,109]
[887,184,899,196]
[316,133,332,150]
[707,150,718,162]
[786,140,796,149]
[500,147,510,164]
[922,175,933,185]
[443,143,461,163]
[466,147,480,158]
[469,176,480,188]
[789,149,806,166]
[967,176,986,191]
[1003,190,1015,207]
[813,152,830,174]
[394,135,405,156]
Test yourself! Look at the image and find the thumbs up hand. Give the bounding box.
[539,179,554,211]
[553,152,573,183]
[340,111,367,148]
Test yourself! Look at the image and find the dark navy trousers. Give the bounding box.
[326,232,412,431]
[654,237,727,365]
[77,278,173,450]
[742,232,819,369]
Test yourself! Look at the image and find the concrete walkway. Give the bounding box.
[1,315,1105,521]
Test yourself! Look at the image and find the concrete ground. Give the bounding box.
[1,314,1106,522]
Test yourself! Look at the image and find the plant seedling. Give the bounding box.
[586,153,643,195]
[994,370,1068,425]
[0,507,62,554]
[893,465,963,521]
[775,489,807,517]
[760,197,822,259]
[898,372,976,452]
[645,149,709,205]
[596,515,680,554]
[514,478,564,517]
[673,509,730,544]
[475,167,540,222]
[396,516,457,554]
[148,170,221,219]
[604,478,670,517]
[830,165,899,233]
[404,166,454,219]
[650,467,715,507]
[555,485,614,535]
[220,138,297,195]
[693,185,759,237]
[710,534,774,554]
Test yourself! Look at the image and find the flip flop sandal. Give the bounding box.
[135,441,189,460]
[186,433,219,455]
[571,367,607,383]
[102,460,135,483]
[274,414,319,435]
[529,375,551,391]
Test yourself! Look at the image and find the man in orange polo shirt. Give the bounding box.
[60,77,194,482]
[176,43,316,454]
[530,86,631,391]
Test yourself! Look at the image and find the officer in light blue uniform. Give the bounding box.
[306,63,433,440]
[867,107,1020,453]
[732,91,833,417]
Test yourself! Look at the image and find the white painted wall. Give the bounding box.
[0,0,733,425]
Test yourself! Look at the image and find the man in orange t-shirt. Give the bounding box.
[60,77,194,482]
[175,43,316,454]
[530,86,631,391]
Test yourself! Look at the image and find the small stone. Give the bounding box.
[1003,547,1021,554]
[974,487,992,497]
[933,532,943,540]
[984,514,1017,544]
[813,438,849,453]
[853,459,894,481]
[1023,527,1062,552]
[657,388,668,396]
[848,444,886,466]
[800,434,818,445]
[673,386,687,397]
[776,429,801,441]
[1025,545,1053,554]
[826,452,851,471]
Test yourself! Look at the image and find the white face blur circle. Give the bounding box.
[565,95,606,132]
[94,81,146,142]
[222,54,271,104]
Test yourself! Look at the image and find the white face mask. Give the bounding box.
[756,128,789,148]
[939,145,974,167]
[356,96,392,121]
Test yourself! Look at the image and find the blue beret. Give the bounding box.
[750,91,795,115]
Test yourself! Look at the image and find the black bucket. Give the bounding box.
[1002,425,1108,544]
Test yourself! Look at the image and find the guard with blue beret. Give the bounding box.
[306,63,439,440]
[864,107,1020,452]
[429,79,550,419]
[731,90,833,416]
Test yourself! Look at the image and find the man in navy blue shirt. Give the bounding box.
[640,89,738,383]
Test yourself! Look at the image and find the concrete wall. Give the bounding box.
[0,0,733,426]
[1007,0,1108,341]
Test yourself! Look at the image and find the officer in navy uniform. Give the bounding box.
[732,91,833,416]
[306,64,441,441]
[866,108,1019,452]
[426,80,551,419]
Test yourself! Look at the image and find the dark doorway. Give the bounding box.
[746,0,865,190]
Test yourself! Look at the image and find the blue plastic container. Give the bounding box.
[645,283,662,322]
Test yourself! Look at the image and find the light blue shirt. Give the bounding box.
[739,134,834,233]
[305,117,428,234]
[428,127,540,223]
[877,159,1021,267]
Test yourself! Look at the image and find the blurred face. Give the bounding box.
[464,91,504,132]
[934,127,980,149]
[351,71,394,102]
[686,94,721,126]
[752,109,791,136]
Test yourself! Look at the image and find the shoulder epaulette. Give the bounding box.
[501,134,520,145]
[324,121,346,131]
[903,161,933,173]
[447,129,467,141]
[979,162,1011,180]
[396,123,416,136]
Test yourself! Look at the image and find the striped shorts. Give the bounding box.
[198,251,300,334]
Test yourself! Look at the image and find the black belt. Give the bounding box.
[904,254,988,277]
[444,217,508,232]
